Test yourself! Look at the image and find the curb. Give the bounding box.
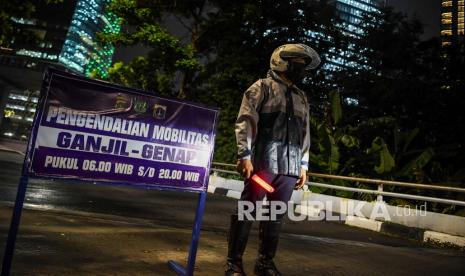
[424,231,465,248]
[0,146,25,156]
[296,203,465,249]
[208,184,465,250]
[208,185,242,199]
[381,221,425,241]
[345,215,382,232]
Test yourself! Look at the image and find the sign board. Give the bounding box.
[2,68,219,276]
[25,69,219,192]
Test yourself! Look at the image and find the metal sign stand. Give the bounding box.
[1,175,29,276]
[1,69,217,276]
[168,191,207,276]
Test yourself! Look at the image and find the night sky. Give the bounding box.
[387,0,440,39]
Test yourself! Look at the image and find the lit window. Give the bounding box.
[10,17,37,25]
[442,19,452,24]
[8,94,28,101]
[441,30,453,35]
[442,12,452,19]
[442,1,452,7]
[16,49,58,60]
[6,104,25,111]
[4,110,15,118]
[344,97,359,106]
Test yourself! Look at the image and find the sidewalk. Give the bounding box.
[0,206,224,276]
[2,205,465,276]
[0,138,26,155]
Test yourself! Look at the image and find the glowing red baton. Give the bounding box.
[251,174,275,193]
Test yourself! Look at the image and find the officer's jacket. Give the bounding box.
[235,70,310,177]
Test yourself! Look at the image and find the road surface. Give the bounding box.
[0,150,464,275]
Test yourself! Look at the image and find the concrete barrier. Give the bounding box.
[208,174,465,248]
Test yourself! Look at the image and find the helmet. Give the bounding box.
[270,43,321,72]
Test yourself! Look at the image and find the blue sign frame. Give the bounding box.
[1,68,219,276]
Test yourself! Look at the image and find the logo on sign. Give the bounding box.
[134,99,148,113]
[114,93,129,109]
[153,104,167,119]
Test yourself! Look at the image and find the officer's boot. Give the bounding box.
[254,220,282,276]
[225,214,253,276]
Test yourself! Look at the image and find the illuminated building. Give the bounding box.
[332,0,386,36]
[0,0,120,139]
[323,0,386,72]
[59,0,121,77]
[441,0,465,46]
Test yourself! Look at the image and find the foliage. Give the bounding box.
[326,7,465,212]
[0,0,62,47]
[0,0,34,47]
[334,7,465,185]
[98,0,200,97]
[98,0,345,163]
[95,1,464,213]
[192,0,344,163]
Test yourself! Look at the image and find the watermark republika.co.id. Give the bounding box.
[237,200,428,222]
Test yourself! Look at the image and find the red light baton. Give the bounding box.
[251,174,275,193]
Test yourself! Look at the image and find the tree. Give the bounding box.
[0,0,35,47]
[99,0,200,96]
[193,0,344,163]
[100,0,345,163]
[97,1,464,213]
[0,0,62,48]
[329,7,465,211]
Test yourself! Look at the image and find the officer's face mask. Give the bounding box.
[286,61,308,84]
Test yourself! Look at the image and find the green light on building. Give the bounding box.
[59,0,120,77]
[85,11,121,77]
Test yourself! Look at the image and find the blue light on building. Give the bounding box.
[59,0,120,76]
[0,0,120,140]
[323,0,386,72]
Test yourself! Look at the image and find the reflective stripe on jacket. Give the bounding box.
[235,70,310,177]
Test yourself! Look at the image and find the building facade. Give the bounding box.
[441,0,465,46]
[59,0,121,77]
[323,0,386,72]
[0,0,120,140]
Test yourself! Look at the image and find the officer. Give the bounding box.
[225,44,321,276]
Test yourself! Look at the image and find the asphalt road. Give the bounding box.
[0,150,464,275]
